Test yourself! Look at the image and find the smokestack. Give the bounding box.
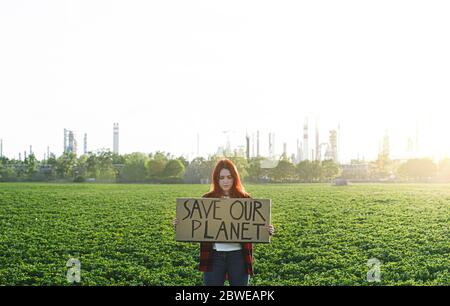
[113,123,119,154]
[30,145,32,155]
[64,128,67,153]
[303,118,309,160]
[337,123,341,163]
[273,133,276,157]
[246,134,250,160]
[315,118,319,161]
[197,133,199,157]
[252,133,255,158]
[0,139,2,158]
[268,133,272,157]
[257,130,260,157]
[84,133,87,154]
[415,119,419,155]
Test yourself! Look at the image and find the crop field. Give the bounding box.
[0,183,448,285]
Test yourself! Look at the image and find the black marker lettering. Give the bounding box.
[201,200,214,219]
[230,200,244,220]
[212,200,222,220]
[191,220,201,237]
[241,222,251,240]
[254,201,266,222]
[230,222,240,240]
[182,199,191,220]
[215,221,229,241]
[254,223,265,240]
[203,220,213,239]
[243,201,252,221]
[190,200,202,219]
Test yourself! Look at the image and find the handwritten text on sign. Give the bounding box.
[175,198,271,243]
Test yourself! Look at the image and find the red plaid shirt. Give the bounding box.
[198,193,254,276]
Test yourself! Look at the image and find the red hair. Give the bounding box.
[203,158,251,198]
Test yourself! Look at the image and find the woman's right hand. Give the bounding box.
[173,218,179,230]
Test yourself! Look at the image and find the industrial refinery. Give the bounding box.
[0,118,427,169]
[226,117,341,165]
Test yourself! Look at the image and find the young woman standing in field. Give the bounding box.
[173,158,274,286]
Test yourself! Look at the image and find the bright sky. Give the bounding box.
[1,1,449,162]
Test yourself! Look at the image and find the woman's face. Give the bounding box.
[218,168,234,193]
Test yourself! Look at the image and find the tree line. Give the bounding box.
[1,149,449,183]
[0,150,339,183]
[342,155,450,182]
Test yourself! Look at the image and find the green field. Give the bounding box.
[0,183,448,285]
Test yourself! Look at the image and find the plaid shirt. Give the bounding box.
[198,193,254,276]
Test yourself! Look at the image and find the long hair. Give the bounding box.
[203,158,250,198]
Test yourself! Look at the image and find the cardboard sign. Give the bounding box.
[175,198,272,243]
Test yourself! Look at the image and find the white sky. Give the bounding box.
[1,0,449,162]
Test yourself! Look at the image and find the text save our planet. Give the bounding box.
[175,198,272,243]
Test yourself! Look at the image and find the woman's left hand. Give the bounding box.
[266,224,274,236]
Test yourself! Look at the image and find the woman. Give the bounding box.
[173,158,274,286]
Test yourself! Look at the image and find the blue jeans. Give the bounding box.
[203,249,250,286]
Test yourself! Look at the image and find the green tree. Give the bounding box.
[321,159,340,181]
[44,153,58,179]
[150,151,171,162]
[24,153,39,177]
[75,154,89,179]
[296,160,313,182]
[0,166,16,180]
[176,156,189,169]
[0,157,17,180]
[227,156,249,180]
[163,160,185,178]
[92,150,116,180]
[147,159,167,179]
[184,157,205,183]
[85,153,98,178]
[247,157,264,182]
[311,160,322,182]
[202,154,222,182]
[121,152,148,182]
[397,159,437,181]
[56,152,77,178]
[271,159,295,182]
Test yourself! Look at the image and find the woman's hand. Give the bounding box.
[266,224,274,236]
[173,218,179,230]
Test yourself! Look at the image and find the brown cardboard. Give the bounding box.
[175,198,272,243]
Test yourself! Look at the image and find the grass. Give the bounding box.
[0,183,448,285]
